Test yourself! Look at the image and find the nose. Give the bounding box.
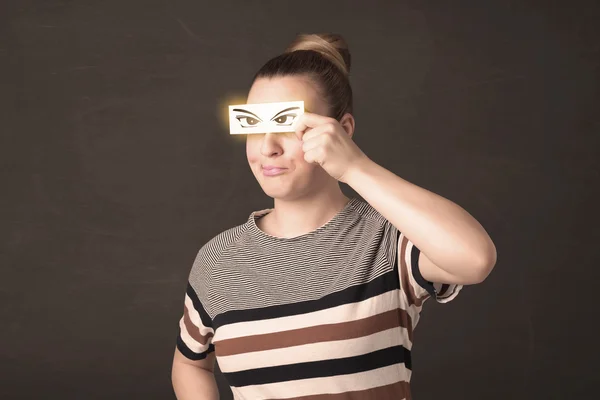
[259,132,284,156]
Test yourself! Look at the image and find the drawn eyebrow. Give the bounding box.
[270,107,300,120]
[232,108,262,121]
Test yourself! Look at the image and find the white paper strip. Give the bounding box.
[229,101,304,135]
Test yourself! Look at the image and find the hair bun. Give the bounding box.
[284,33,351,76]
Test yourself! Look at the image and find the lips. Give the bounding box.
[262,165,287,176]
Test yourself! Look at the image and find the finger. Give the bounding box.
[301,132,323,152]
[293,112,333,134]
[299,124,328,142]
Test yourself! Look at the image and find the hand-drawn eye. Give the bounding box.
[236,116,261,128]
[273,113,297,126]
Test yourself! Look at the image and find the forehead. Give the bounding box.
[247,76,323,111]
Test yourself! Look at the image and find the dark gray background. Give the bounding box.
[2,0,598,399]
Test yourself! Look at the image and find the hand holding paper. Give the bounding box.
[228,100,367,183]
[294,111,368,184]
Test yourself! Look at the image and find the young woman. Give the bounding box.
[172,33,497,400]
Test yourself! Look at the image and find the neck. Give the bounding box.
[268,187,351,238]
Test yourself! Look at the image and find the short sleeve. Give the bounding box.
[394,228,463,306]
[176,282,215,360]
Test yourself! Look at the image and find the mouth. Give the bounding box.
[262,166,287,176]
[262,166,286,171]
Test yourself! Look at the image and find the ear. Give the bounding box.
[339,113,356,139]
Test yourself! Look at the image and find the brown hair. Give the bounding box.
[252,33,353,121]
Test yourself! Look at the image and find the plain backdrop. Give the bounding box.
[1,0,598,399]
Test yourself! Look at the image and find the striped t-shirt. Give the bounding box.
[176,197,462,399]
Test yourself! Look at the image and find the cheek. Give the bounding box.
[291,145,307,164]
[246,140,260,163]
[292,146,323,177]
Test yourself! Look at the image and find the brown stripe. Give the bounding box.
[183,303,213,345]
[397,306,414,343]
[217,307,412,357]
[264,379,411,400]
[399,235,430,307]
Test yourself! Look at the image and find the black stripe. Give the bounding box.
[176,330,215,360]
[439,283,450,296]
[213,269,399,328]
[224,345,412,387]
[187,282,213,329]
[401,230,437,299]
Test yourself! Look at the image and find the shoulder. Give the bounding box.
[348,197,392,228]
[188,222,248,285]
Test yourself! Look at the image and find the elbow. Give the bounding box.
[455,244,497,285]
[469,265,494,284]
[470,247,497,284]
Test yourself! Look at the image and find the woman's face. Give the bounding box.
[246,75,333,201]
